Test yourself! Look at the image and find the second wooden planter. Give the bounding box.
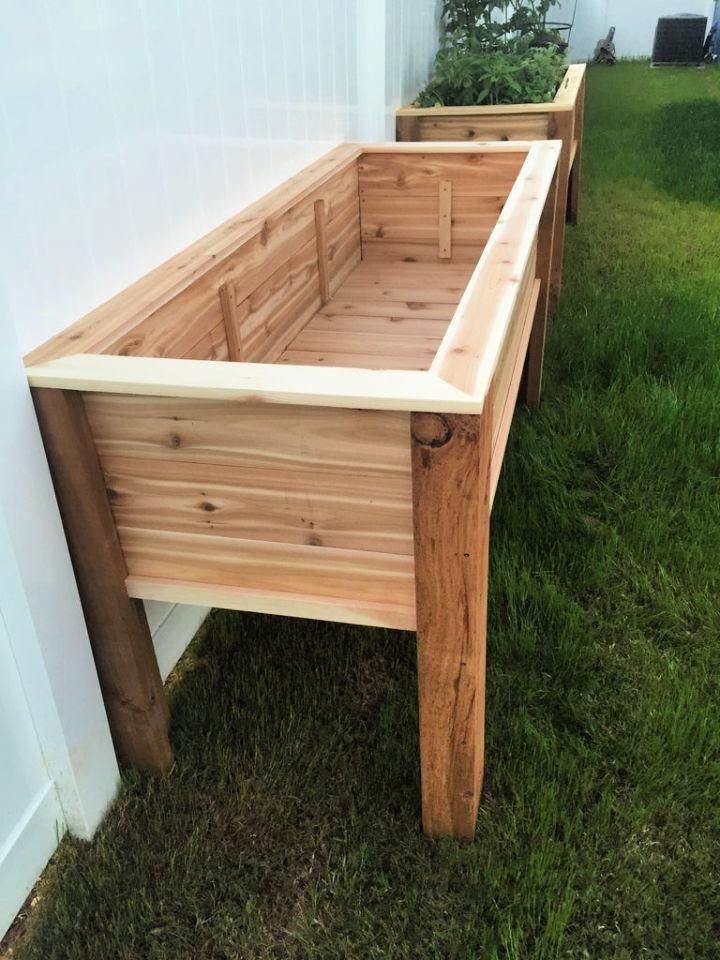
[397,64,586,314]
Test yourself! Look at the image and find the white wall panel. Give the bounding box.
[0,21,442,932]
[384,0,440,138]
[0,0,436,931]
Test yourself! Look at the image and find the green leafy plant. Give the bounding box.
[416,0,566,107]
[414,41,565,107]
[442,0,556,48]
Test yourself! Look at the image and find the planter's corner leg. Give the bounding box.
[410,410,491,840]
[567,165,579,226]
[567,76,586,228]
[32,387,173,776]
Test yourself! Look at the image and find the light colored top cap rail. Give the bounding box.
[430,140,561,399]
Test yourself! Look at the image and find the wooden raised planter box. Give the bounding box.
[26,140,560,840]
[397,63,586,314]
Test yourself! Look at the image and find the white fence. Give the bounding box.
[0,0,439,938]
[0,303,119,937]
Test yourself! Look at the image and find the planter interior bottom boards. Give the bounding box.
[26,141,560,839]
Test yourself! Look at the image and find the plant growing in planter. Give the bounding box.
[398,0,587,314]
[415,0,567,108]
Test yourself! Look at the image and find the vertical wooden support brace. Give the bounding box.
[219,282,242,362]
[32,388,173,775]
[438,180,452,260]
[524,170,558,411]
[567,76,585,226]
[547,107,574,315]
[314,199,330,305]
[411,410,491,840]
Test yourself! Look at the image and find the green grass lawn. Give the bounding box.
[11,63,720,960]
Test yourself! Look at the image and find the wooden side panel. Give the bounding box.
[26,153,360,367]
[103,457,413,556]
[25,145,361,366]
[83,394,415,624]
[404,112,549,144]
[83,394,410,471]
[490,249,537,449]
[181,321,229,361]
[358,151,524,264]
[226,163,362,363]
[490,278,541,505]
[121,530,414,613]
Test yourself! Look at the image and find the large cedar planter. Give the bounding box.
[397,63,586,313]
[26,140,559,839]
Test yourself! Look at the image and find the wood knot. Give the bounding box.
[199,501,217,512]
[168,433,182,448]
[412,413,452,448]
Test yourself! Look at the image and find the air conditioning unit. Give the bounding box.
[652,14,707,66]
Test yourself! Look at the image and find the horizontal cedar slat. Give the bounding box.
[127,575,416,631]
[318,298,456,321]
[119,527,416,611]
[278,351,432,371]
[288,329,444,359]
[411,114,549,143]
[181,321,230,362]
[306,314,451,336]
[359,151,525,195]
[84,395,411,473]
[103,456,413,556]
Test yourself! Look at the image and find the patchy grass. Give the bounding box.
[12,63,720,960]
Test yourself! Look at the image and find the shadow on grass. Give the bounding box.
[652,98,720,205]
[15,605,603,960]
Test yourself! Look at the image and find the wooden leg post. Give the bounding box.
[547,108,574,315]
[32,388,173,775]
[411,411,491,840]
[567,77,585,227]
[524,169,558,411]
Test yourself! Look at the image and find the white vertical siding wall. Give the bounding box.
[0,298,119,939]
[1,0,355,684]
[0,5,440,887]
[384,0,441,138]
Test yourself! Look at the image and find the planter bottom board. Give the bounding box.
[279,260,475,370]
